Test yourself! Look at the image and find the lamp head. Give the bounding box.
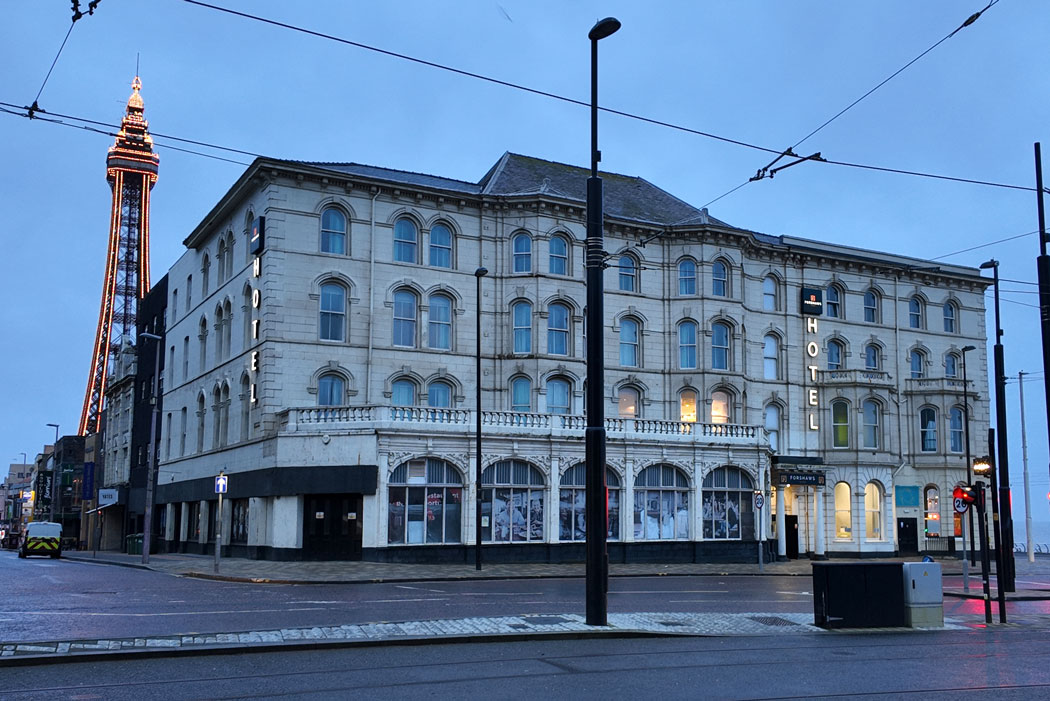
[962,345,976,353]
[973,456,992,476]
[475,267,488,278]
[589,17,621,41]
[979,259,998,270]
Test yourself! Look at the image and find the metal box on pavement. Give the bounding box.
[902,562,942,605]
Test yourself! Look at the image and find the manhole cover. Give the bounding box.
[749,616,799,627]
[522,616,571,625]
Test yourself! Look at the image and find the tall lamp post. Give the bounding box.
[960,345,976,568]
[979,258,1014,591]
[474,267,487,571]
[974,453,1007,623]
[140,331,162,565]
[585,16,620,627]
[46,423,59,522]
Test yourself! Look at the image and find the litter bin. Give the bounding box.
[813,562,906,628]
[903,561,943,627]
[126,533,143,555]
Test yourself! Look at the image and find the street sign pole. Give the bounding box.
[755,491,765,573]
[214,472,227,574]
[954,488,970,593]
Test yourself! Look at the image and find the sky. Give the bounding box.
[1,1,1048,539]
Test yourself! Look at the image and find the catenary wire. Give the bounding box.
[31,21,75,111]
[177,0,1040,195]
[932,231,1040,261]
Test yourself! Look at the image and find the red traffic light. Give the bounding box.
[954,486,977,504]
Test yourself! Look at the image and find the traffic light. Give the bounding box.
[954,485,977,504]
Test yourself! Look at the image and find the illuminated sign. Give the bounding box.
[800,287,823,315]
[771,469,825,486]
[805,316,820,431]
[249,216,265,254]
[250,243,263,404]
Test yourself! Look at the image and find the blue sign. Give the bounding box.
[82,462,95,500]
[215,474,228,494]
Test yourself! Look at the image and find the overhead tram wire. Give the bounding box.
[27,1,102,119]
[932,230,1040,261]
[179,0,1045,198]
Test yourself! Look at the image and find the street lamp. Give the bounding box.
[979,258,1014,591]
[46,423,59,522]
[973,453,1007,623]
[139,331,162,565]
[585,15,620,628]
[474,267,487,572]
[960,345,976,566]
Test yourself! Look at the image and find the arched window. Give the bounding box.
[920,407,938,452]
[428,293,452,350]
[834,482,853,539]
[320,283,346,342]
[182,336,189,381]
[678,259,696,296]
[510,376,531,412]
[214,305,225,362]
[196,393,206,453]
[945,353,959,379]
[619,317,639,367]
[239,375,250,442]
[180,406,188,455]
[764,404,781,452]
[321,207,347,255]
[702,466,755,540]
[943,301,958,333]
[712,260,728,296]
[549,235,568,275]
[826,284,842,318]
[634,465,690,540]
[512,232,531,273]
[678,320,697,369]
[865,482,883,540]
[482,459,545,542]
[910,349,926,379]
[201,255,211,297]
[546,377,571,414]
[618,254,638,292]
[949,406,964,452]
[512,301,532,353]
[224,233,235,280]
[392,378,416,406]
[924,486,941,537]
[198,317,209,373]
[388,458,464,545]
[211,385,222,450]
[862,399,880,449]
[618,386,640,418]
[242,285,253,350]
[216,238,227,285]
[222,300,232,359]
[762,276,778,311]
[393,219,418,263]
[909,297,924,329]
[832,399,850,448]
[318,373,345,406]
[392,290,417,347]
[863,290,880,323]
[864,344,880,371]
[679,389,698,423]
[547,303,570,355]
[427,380,452,408]
[712,321,730,370]
[828,339,845,371]
[711,390,731,424]
[560,464,621,541]
[429,223,453,268]
[763,334,779,380]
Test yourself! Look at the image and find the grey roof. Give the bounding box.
[302,153,735,228]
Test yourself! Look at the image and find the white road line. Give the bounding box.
[776,591,812,596]
[396,585,447,593]
[290,600,343,604]
[359,597,450,604]
[0,607,329,617]
[456,592,539,596]
[612,590,729,594]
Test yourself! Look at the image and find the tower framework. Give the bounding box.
[78,77,159,435]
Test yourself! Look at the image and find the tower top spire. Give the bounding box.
[107,74,158,180]
[128,75,143,111]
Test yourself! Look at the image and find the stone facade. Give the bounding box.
[154,153,989,562]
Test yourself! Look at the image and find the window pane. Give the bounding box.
[320,284,345,341]
[321,208,346,255]
[712,323,729,370]
[548,304,569,355]
[763,335,778,379]
[428,382,451,407]
[826,286,840,318]
[428,295,451,350]
[513,302,532,353]
[828,341,843,370]
[618,387,639,418]
[762,277,776,310]
[680,390,697,423]
[513,234,531,273]
[511,377,531,412]
[548,379,569,414]
[620,319,638,366]
[393,291,416,347]
[318,374,344,406]
[429,224,452,268]
[712,262,727,296]
[679,321,696,369]
[865,345,878,370]
[833,401,849,448]
[679,260,696,295]
[862,401,879,449]
[619,256,636,292]
[394,219,417,263]
[711,391,730,424]
[549,236,567,275]
[392,380,415,406]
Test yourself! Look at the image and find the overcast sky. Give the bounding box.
[2,1,1048,537]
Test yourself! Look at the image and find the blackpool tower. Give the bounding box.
[78,76,159,435]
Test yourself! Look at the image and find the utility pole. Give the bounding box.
[1019,371,1034,563]
[1034,145,1050,538]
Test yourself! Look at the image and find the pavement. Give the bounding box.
[2,550,1045,667]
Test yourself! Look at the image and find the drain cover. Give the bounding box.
[522,616,572,625]
[749,616,799,627]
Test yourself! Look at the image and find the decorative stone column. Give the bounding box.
[814,485,826,558]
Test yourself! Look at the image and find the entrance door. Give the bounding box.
[785,515,800,559]
[302,494,363,560]
[897,517,918,554]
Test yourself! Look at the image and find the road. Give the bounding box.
[3,629,1050,699]
[1,551,819,642]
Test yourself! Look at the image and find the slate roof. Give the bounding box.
[302,153,736,228]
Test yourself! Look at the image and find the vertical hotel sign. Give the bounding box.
[800,287,823,431]
[249,216,265,404]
